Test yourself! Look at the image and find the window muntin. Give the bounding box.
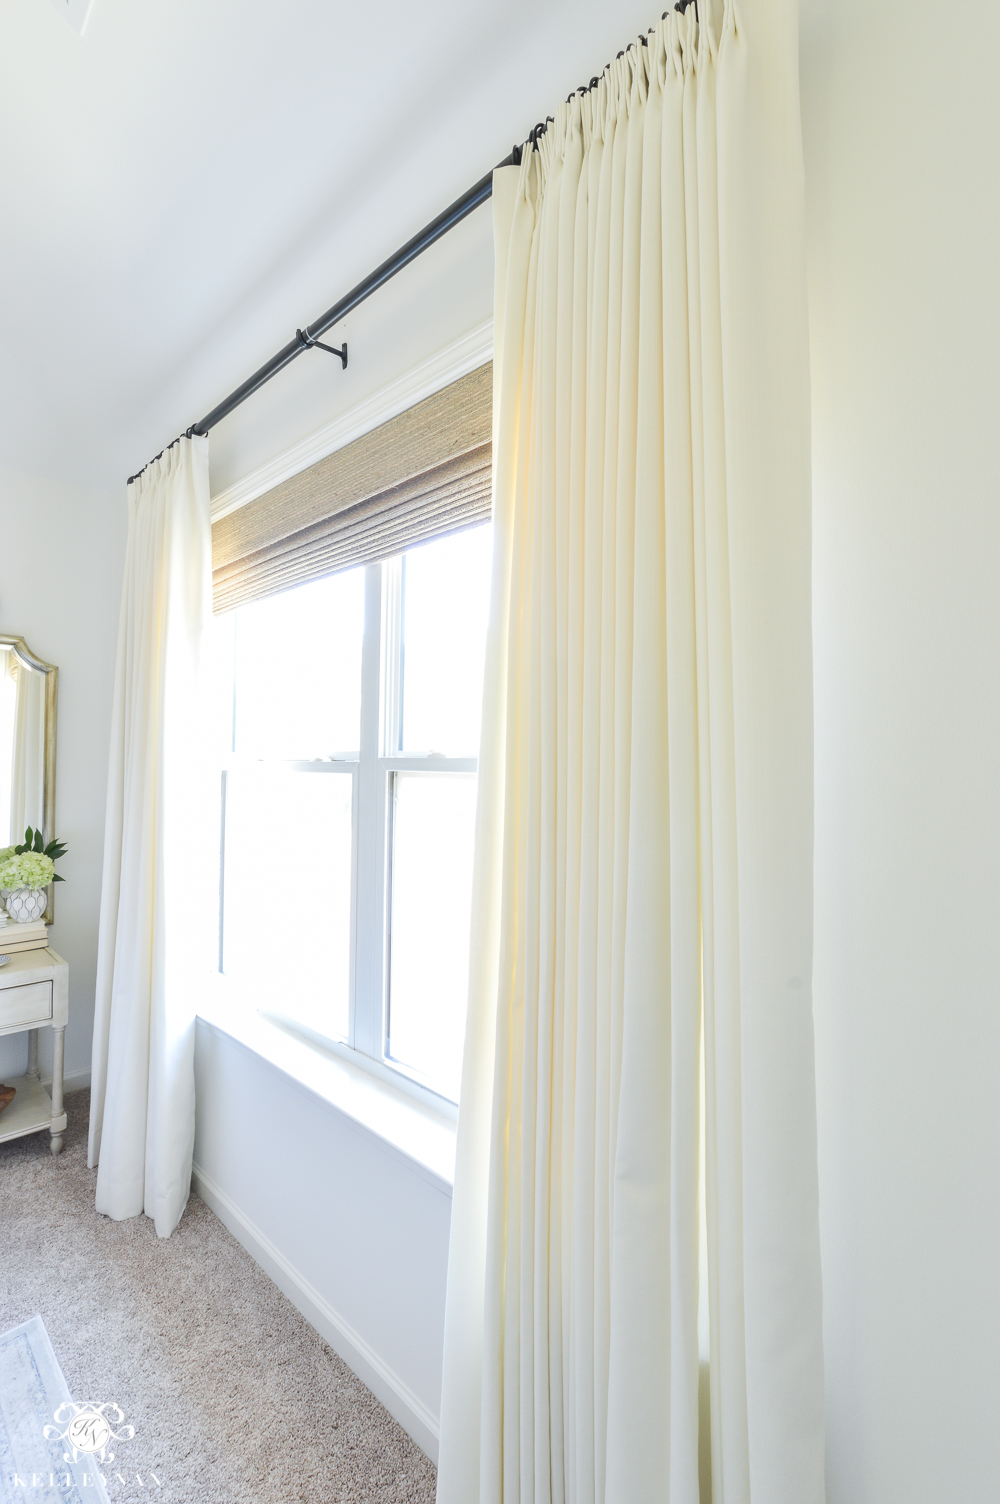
[215,523,492,1105]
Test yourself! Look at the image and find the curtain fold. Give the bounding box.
[88,435,212,1239]
[437,2,823,1500]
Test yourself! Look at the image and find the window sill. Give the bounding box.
[196,982,456,1195]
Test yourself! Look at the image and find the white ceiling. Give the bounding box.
[0,0,661,492]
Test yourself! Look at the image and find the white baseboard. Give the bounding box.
[42,1067,91,1094]
[191,1161,440,1463]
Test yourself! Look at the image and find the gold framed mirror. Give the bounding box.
[0,636,58,924]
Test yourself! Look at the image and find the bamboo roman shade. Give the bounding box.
[211,363,493,613]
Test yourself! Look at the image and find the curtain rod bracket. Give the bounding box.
[138,148,518,457]
[296,328,348,368]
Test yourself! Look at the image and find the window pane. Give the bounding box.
[387,772,477,1101]
[399,526,491,756]
[234,569,364,759]
[206,611,235,757]
[223,767,353,1041]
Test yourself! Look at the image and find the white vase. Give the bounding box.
[3,888,47,923]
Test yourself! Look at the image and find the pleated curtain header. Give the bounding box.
[212,362,493,613]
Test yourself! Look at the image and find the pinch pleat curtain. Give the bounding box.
[436,3,824,1502]
[89,435,212,1239]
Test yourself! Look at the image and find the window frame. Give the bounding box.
[218,542,483,1113]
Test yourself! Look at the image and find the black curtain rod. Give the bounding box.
[128,8,700,486]
[128,148,521,484]
[194,149,527,437]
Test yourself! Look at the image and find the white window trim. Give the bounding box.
[209,320,493,524]
[196,982,457,1190]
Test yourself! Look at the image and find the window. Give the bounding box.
[212,523,492,1105]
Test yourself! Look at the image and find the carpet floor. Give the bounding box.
[0,1090,438,1503]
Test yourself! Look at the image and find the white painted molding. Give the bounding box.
[191,1161,441,1464]
[195,1010,455,1195]
[43,1066,90,1094]
[210,319,494,523]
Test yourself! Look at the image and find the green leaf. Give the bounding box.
[52,874,65,883]
[23,828,33,847]
[33,830,43,853]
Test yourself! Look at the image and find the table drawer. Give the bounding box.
[0,980,53,1029]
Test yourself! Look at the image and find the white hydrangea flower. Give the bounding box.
[0,850,55,891]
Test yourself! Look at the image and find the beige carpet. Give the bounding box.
[0,1090,437,1503]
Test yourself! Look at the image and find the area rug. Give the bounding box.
[0,1315,113,1503]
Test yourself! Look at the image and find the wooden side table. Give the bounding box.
[0,947,68,1155]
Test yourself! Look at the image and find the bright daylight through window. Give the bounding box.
[211,523,492,1104]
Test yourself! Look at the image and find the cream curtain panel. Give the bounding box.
[212,364,492,613]
[89,435,213,1239]
[437,2,824,1501]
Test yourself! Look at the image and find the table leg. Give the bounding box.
[26,1028,39,1081]
[50,1026,65,1156]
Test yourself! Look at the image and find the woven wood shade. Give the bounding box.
[212,362,493,613]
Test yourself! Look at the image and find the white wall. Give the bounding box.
[0,467,125,1086]
[192,1021,452,1459]
[801,0,1000,1499]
